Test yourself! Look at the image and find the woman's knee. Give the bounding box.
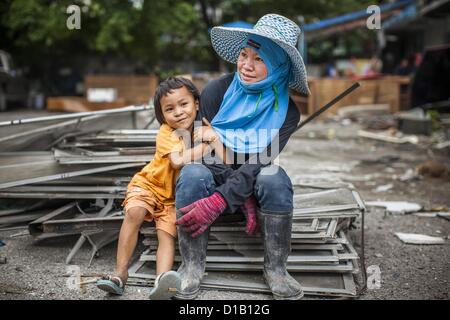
[255,165,293,213]
[256,165,292,189]
[178,164,213,182]
[175,164,215,208]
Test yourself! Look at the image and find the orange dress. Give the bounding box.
[122,124,185,237]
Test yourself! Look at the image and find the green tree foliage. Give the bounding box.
[1,0,373,71]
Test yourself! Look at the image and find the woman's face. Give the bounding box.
[237,47,268,83]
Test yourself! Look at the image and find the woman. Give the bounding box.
[175,14,310,300]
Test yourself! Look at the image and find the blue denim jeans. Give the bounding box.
[175,164,293,215]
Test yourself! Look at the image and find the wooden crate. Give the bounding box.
[84,74,158,105]
[291,76,410,117]
[47,97,127,112]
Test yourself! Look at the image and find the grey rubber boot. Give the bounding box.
[173,209,209,300]
[259,210,304,300]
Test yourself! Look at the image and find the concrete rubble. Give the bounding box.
[394,232,446,245]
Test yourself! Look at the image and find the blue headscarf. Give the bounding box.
[211,34,291,154]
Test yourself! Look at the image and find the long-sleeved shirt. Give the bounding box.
[199,73,300,212]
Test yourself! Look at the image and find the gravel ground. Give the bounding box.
[0,112,449,300]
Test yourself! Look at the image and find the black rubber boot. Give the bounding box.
[173,209,209,300]
[259,210,304,300]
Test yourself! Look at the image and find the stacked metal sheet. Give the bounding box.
[26,199,125,265]
[0,129,157,202]
[0,108,157,264]
[0,108,366,297]
[54,130,157,164]
[129,183,365,298]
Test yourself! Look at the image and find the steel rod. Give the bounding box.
[295,82,360,132]
[0,104,153,127]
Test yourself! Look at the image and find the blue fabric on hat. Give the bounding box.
[211,34,291,154]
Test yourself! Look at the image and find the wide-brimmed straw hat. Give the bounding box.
[211,13,310,96]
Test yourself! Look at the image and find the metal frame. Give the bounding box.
[0,199,48,217]
[130,184,363,298]
[0,192,123,199]
[0,115,103,143]
[128,260,357,297]
[179,243,345,252]
[140,218,320,235]
[0,104,153,127]
[293,205,361,216]
[28,202,80,236]
[0,211,52,226]
[65,198,116,265]
[26,200,122,266]
[201,260,355,273]
[42,215,123,235]
[53,148,153,164]
[139,249,340,264]
[4,185,125,193]
[0,161,145,189]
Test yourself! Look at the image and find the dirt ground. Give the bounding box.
[0,110,449,300]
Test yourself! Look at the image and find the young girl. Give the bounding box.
[96,77,222,299]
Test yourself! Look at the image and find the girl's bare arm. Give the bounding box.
[168,142,211,170]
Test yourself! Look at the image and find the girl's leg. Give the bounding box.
[155,229,176,275]
[116,206,148,282]
[148,230,179,300]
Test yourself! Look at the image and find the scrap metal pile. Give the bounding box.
[0,106,155,265]
[0,106,366,298]
[129,184,366,298]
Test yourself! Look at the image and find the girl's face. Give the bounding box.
[160,86,198,132]
[237,47,268,83]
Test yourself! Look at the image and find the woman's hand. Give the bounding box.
[194,126,218,143]
[241,196,259,236]
[194,117,218,143]
[176,192,227,238]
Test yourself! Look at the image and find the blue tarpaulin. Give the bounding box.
[208,21,254,33]
[303,0,415,32]
[209,2,415,35]
[382,3,418,29]
[298,0,418,63]
[222,21,254,29]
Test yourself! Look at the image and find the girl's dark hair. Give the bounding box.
[154,77,200,125]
